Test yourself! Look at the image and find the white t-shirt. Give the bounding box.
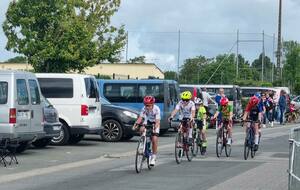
[139,105,161,124]
[175,100,196,119]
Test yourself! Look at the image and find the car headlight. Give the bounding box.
[123,111,138,119]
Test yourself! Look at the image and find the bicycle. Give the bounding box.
[174,118,194,164]
[134,123,154,173]
[243,120,261,160]
[192,119,206,156]
[216,119,232,158]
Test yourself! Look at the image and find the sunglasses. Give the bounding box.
[145,104,153,107]
[182,99,190,102]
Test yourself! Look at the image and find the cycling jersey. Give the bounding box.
[218,105,233,120]
[139,105,161,124]
[175,100,196,119]
[197,106,206,120]
[245,101,263,122]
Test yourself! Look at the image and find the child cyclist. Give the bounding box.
[213,97,233,145]
[194,98,208,155]
[169,91,196,145]
[133,96,161,166]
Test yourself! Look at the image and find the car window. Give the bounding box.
[29,79,41,105]
[17,79,29,105]
[85,78,100,101]
[0,82,8,104]
[104,84,137,102]
[138,84,163,103]
[38,78,73,98]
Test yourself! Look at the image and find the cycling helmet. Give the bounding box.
[220,97,229,106]
[194,98,203,105]
[143,96,155,105]
[249,95,260,105]
[181,91,192,100]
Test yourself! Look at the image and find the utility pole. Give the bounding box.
[177,30,181,79]
[271,34,275,83]
[276,0,282,81]
[236,29,239,79]
[262,31,265,82]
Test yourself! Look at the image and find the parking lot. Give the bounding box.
[0,123,293,190]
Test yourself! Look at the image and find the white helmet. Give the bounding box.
[194,98,202,105]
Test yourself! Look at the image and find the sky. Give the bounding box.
[0,0,299,71]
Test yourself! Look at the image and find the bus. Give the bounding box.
[195,84,243,119]
[97,79,180,134]
[240,86,281,104]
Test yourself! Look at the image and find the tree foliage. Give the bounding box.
[128,56,146,64]
[164,71,178,81]
[5,56,27,63]
[3,0,126,73]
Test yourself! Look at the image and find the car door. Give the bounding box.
[15,78,31,134]
[28,78,43,133]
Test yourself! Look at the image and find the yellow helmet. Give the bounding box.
[180,91,192,100]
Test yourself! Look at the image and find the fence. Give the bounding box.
[289,127,300,190]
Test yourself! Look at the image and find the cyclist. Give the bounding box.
[242,93,263,151]
[133,96,161,166]
[213,97,233,145]
[169,91,196,145]
[195,98,208,155]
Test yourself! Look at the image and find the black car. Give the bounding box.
[101,98,139,142]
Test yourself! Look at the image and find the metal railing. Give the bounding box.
[289,127,300,190]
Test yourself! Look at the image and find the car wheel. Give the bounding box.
[69,134,84,144]
[101,119,123,142]
[32,138,52,148]
[51,122,70,145]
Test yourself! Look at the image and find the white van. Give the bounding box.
[36,73,102,145]
[0,70,45,152]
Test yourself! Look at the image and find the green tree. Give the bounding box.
[252,54,273,82]
[128,56,146,64]
[3,0,126,73]
[282,41,300,94]
[164,71,178,81]
[6,56,27,63]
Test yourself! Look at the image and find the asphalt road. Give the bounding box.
[0,123,295,190]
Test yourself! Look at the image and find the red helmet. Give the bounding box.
[220,97,229,106]
[249,96,260,106]
[143,96,155,105]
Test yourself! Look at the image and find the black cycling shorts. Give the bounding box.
[196,120,204,130]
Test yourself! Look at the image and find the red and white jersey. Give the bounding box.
[139,105,161,124]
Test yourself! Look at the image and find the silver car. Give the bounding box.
[32,97,61,148]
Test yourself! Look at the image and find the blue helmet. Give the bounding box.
[254,92,261,99]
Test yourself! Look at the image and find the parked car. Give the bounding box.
[36,73,102,145]
[32,96,61,148]
[0,70,45,153]
[101,98,138,142]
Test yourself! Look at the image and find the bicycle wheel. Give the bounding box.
[186,139,194,162]
[244,130,251,160]
[225,131,231,157]
[193,133,199,157]
[147,156,153,170]
[175,133,183,164]
[135,136,145,173]
[216,128,224,157]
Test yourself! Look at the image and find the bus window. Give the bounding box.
[138,84,164,103]
[104,84,137,102]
